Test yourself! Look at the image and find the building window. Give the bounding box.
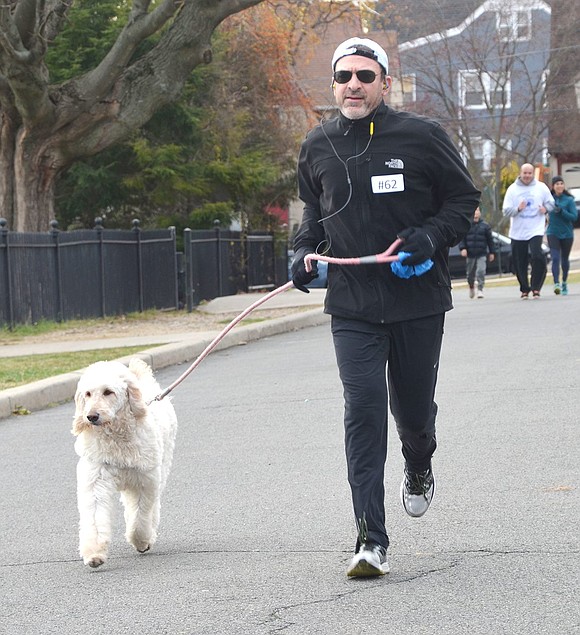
[467,138,489,174]
[461,137,513,176]
[497,10,531,42]
[459,70,511,110]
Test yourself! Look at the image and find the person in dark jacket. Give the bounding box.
[459,207,496,298]
[291,37,480,578]
[548,176,578,295]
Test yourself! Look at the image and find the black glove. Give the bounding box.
[291,248,319,294]
[397,227,437,266]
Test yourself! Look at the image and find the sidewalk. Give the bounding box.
[0,288,328,419]
[3,235,580,420]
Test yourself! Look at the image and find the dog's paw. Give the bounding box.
[84,554,106,568]
[127,528,156,553]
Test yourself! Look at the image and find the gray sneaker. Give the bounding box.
[400,467,435,518]
[347,542,389,577]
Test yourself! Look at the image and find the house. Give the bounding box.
[289,0,569,228]
[396,0,552,208]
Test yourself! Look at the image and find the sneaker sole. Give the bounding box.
[347,558,389,577]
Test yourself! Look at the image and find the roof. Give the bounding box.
[398,0,551,51]
[378,0,551,44]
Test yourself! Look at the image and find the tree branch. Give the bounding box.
[0,2,55,125]
[74,0,181,101]
[41,0,75,44]
[12,0,37,50]
[71,0,264,122]
[0,2,31,61]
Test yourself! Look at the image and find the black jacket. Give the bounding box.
[294,102,480,324]
[458,221,496,258]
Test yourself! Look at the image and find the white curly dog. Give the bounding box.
[72,358,177,568]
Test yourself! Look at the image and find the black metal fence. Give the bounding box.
[183,226,287,310]
[0,218,288,328]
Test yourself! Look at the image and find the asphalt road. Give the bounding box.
[1,285,579,634]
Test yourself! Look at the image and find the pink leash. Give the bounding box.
[304,238,403,271]
[152,281,295,402]
[152,239,403,402]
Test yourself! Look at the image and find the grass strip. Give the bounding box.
[0,346,155,391]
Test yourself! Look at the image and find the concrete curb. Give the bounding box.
[0,308,329,420]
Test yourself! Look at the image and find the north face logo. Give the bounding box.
[385,159,404,169]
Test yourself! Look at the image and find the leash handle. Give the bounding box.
[304,238,403,272]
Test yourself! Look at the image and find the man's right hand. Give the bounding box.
[291,250,319,293]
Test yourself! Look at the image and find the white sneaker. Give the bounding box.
[347,542,389,577]
[477,289,484,299]
[469,287,475,298]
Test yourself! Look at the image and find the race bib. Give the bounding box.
[371,174,405,194]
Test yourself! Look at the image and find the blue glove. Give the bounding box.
[391,252,434,278]
[291,248,319,293]
[397,227,437,266]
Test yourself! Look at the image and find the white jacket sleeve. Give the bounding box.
[502,186,519,217]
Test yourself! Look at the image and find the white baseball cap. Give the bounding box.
[331,37,389,74]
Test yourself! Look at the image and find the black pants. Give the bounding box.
[547,235,574,283]
[511,236,546,293]
[331,313,444,550]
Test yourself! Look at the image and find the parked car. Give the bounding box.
[569,187,580,228]
[447,231,550,279]
[287,250,328,288]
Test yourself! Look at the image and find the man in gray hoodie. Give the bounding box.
[502,163,554,298]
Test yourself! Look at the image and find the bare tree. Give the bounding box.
[399,5,551,227]
[0,0,267,231]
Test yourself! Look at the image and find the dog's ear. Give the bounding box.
[72,389,86,436]
[126,375,148,420]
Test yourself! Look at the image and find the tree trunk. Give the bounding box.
[0,0,266,231]
[0,114,16,227]
[13,129,60,231]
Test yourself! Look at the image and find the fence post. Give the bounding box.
[213,218,224,298]
[168,226,178,310]
[0,218,14,329]
[214,219,223,297]
[94,216,106,317]
[184,228,193,312]
[132,218,144,312]
[50,219,64,323]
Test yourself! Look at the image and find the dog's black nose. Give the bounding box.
[87,414,100,425]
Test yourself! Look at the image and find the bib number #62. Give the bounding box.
[371,174,405,194]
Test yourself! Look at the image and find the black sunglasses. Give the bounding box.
[333,69,378,84]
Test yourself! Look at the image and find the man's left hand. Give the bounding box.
[397,227,436,266]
